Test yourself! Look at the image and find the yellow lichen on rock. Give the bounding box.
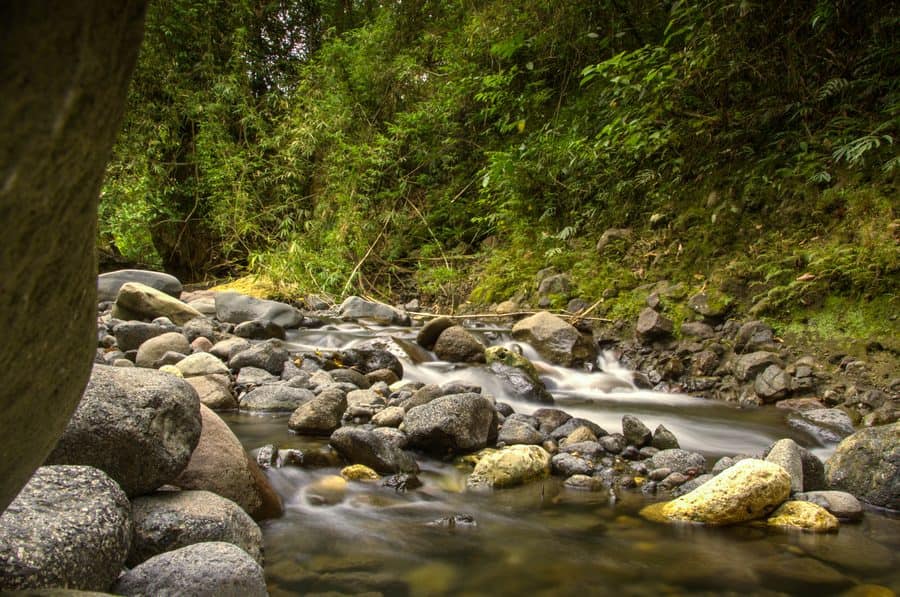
[467,445,551,490]
[644,459,790,525]
[341,464,380,481]
[767,500,840,533]
[208,275,295,300]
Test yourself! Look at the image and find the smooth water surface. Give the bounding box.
[223,322,899,596]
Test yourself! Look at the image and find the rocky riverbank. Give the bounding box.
[0,268,896,594]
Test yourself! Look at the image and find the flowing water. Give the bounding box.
[223,322,899,596]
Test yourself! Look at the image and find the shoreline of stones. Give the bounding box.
[0,269,895,594]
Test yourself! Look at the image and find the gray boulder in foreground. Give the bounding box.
[113,542,267,597]
[46,365,201,497]
[403,393,495,455]
[129,490,263,567]
[0,465,131,591]
[825,422,899,510]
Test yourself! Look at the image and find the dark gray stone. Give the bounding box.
[511,311,597,367]
[210,337,251,362]
[288,386,347,435]
[600,434,626,454]
[754,364,792,402]
[416,316,455,350]
[46,365,201,497]
[651,424,680,450]
[622,414,652,447]
[733,351,782,382]
[0,0,147,513]
[129,490,263,567]
[330,368,371,389]
[182,317,224,344]
[215,291,303,328]
[233,319,286,340]
[550,418,607,440]
[99,269,182,302]
[113,541,267,597]
[0,465,131,591]
[330,348,404,378]
[794,490,863,521]
[734,320,776,353]
[498,417,545,446]
[825,422,899,509]
[551,453,593,476]
[403,393,495,455]
[329,427,419,474]
[680,321,716,339]
[635,308,673,342]
[559,441,606,460]
[229,340,290,375]
[338,296,410,326]
[113,321,170,352]
[532,408,573,434]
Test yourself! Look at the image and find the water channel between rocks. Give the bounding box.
[222,322,900,596]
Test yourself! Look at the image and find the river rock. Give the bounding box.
[372,405,405,427]
[175,352,230,377]
[825,422,899,509]
[647,459,791,525]
[433,326,486,363]
[680,321,716,339]
[288,386,347,434]
[182,317,224,344]
[734,320,776,353]
[332,347,404,378]
[241,384,314,412]
[551,453,594,476]
[755,556,851,592]
[186,374,238,411]
[329,426,419,474]
[622,414,652,447]
[560,426,598,447]
[531,408,573,434]
[0,465,131,591]
[485,345,553,403]
[635,308,673,342]
[338,296,410,326]
[403,393,495,455]
[651,424,679,450]
[416,316,455,350]
[794,490,863,520]
[135,331,191,368]
[766,500,839,532]
[341,464,380,481]
[550,417,607,440]
[113,541,267,597]
[305,475,348,505]
[330,367,370,389]
[210,337,251,361]
[733,351,782,382]
[233,319,286,340]
[99,269,183,302]
[46,365,200,497]
[765,438,804,493]
[754,365,792,402]
[113,282,203,326]
[113,320,170,352]
[467,445,552,490]
[648,449,706,475]
[214,291,303,328]
[511,311,596,367]
[129,490,263,566]
[498,416,545,446]
[236,366,280,387]
[229,340,290,375]
[174,405,283,520]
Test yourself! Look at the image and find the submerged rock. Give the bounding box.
[485,345,553,403]
[467,445,552,490]
[643,459,790,525]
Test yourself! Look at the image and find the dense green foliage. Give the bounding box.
[102,0,898,340]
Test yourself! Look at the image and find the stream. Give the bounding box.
[223,322,899,596]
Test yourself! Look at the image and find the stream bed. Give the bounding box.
[224,323,899,596]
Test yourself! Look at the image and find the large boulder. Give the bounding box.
[99,269,182,302]
[0,465,131,591]
[511,311,596,366]
[433,326,486,363]
[113,282,204,326]
[214,291,303,328]
[403,393,495,455]
[113,542,267,597]
[329,426,419,474]
[173,405,283,520]
[0,1,147,513]
[825,422,899,510]
[645,459,791,525]
[338,295,410,325]
[46,365,201,497]
[129,490,263,566]
[467,445,552,489]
